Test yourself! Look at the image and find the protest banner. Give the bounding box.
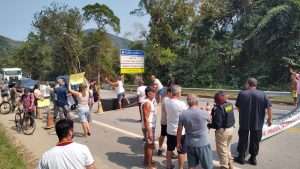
[69,72,85,85]
[262,108,300,140]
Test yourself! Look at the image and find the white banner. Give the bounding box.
[262,108,300,140]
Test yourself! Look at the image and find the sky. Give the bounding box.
[0,0,150,41]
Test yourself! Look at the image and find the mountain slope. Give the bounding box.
[0,35,22,57]
[85,29,132,49]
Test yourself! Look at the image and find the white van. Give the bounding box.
[0,68,23,82]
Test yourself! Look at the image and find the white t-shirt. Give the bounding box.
[116,80,125,94]
[37,142,94,169]
[137,85,147,103]
[141,99,157,129]
[161,97,169,125]
[154,78,163,90]
[165,98,188,135]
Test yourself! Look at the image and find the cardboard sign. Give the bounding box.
[69,72,85,85]
[37,99,51,108]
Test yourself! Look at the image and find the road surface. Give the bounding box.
[0,90,299,169]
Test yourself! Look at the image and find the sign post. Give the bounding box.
[120,49,144,74]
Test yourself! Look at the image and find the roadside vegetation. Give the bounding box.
[0,126,26,169]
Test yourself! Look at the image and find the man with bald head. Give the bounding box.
[235,78,272,166]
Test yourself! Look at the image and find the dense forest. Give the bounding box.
[0,0,300,90]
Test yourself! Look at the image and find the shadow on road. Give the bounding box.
[106,136,165,169]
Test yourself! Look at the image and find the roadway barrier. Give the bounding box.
[125,85,291,97]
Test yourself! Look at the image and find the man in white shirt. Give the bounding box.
[105,76,128,109]
[37,119,96,169]
[165,85,188,169]
[137,79,147,122]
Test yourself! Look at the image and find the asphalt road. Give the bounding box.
[0,90,299,169]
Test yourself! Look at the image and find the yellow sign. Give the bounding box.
[37,99,51,108]
[69,72,85,85]
[121,68,144,74]
[225,104,233,113]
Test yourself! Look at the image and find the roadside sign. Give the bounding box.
[120,49,144,74]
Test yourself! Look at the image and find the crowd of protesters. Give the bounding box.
[0,74,275,169]
[139,76,273,169]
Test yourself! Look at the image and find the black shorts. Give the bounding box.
[167,134,186,154]
[161,125,167,136]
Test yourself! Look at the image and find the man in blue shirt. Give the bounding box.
[54,78,70,120]
[235,78,272,165]
[177,94,213,169]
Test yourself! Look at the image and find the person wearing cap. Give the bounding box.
[208,91,235,169]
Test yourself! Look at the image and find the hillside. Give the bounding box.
[85,29,132,49]
[0,35,22,57]
[0,31,132,57]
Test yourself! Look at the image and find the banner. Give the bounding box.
[69,72,85,85]
[262,108,300,140]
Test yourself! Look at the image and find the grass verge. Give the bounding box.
[0,125,26,169]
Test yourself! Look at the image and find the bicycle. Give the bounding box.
[14,106,36,135]
[0,91,12,114]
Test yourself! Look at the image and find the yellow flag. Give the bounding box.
[69,72,85,85]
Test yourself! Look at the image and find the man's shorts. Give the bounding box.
[117,93,125,103]
[187,145,213,169]
[292,90,297,98]
[167,134,186,154]
[160,125,167,136]
[142,128,155,145]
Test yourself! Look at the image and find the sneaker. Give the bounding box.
[248,156,257,166]
[234,156,245,165]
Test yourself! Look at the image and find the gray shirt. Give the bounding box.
[236,89,272,130]
[179,107,210,147]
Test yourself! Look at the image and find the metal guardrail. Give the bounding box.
[125,85,291,97]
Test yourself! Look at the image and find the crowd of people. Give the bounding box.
[138,76,273,169]
[0,74,274,169]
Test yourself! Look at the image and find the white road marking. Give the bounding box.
[92,120,143,138]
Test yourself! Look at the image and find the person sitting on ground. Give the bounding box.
[68,79,92,137]
[21,88,36,117]
[208,91,235,169]
[37,119,96,169]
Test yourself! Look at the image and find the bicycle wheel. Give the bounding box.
[14,112,22,133]
[22,115,36,135]
[0,101,12,114]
